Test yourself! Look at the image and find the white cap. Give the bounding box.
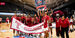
[21,14,23,16]
[56,14,59,16]
[25,14,26,16]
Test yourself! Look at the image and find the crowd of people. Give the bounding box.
[0,8,75,38]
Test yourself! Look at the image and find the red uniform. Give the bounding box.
[21,16,26,20]
[60,18,70,28]
[21,16,26,23]
[49,17,53,26]
[55,18,62,36]
[31,17,35,26]
[26,17,32,27]
[42,15,49,28]
[11,16,17,22]
[17,17,20,21]
[56,18,61,28]
[0,18,2,24]
[13,16,17,18]
[70,18,73,24]
[35,17,40,24]
[60,18,70,38]
[55,18,62,27]
[6,18,9,22]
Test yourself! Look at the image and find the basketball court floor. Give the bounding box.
[0,23,75,38]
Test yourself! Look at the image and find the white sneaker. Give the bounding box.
[51,36,53,38]
[57,36,59,38]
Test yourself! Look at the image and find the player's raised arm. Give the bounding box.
[50,8,53,14]
[37,10,40,16]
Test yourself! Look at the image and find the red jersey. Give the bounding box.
[49,17,53,26]
[6,19,9,22]
[21,16,26,20]
[42,15,50,28]
[60,18,70,28]
[13,16,17,19]
[35,17,40,24]
[0,18,2,22]
[56,18,61,28]
[26,17,32,27]
[17,17,20,21]
[11,16,17,21]
[31,17,36,26]
[66,18,69,21]
[11,16,18,20]
[21,16,26,23]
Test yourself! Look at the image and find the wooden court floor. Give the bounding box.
[0,23,75,38]
[51,28,75,38]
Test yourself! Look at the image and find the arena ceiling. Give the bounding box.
[0,0,74,11]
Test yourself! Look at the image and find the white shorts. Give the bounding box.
[70,25,73,29]
[44,27,48,31]
[41,33,44,36]
[6,22,9,24]
[6,21,9,24]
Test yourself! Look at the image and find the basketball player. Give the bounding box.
[11,14,18,36]
[0,18,2,28]
[70,16,74,32]
[6,17,9,24]
[6,17,10,26]
[48,8,53,38]
[48,14,53,38]
[34,14,40,24]
[42,11,50,38]
[26,14,32,27]
[21,14,26,24]
[0,18,2,24]
[37,10,44,38]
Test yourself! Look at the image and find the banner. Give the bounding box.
[35,0,46,10]
[10,18,47,34]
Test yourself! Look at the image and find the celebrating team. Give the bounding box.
[0,8,74,38]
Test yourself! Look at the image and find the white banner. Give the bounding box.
[10,18,46,34]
